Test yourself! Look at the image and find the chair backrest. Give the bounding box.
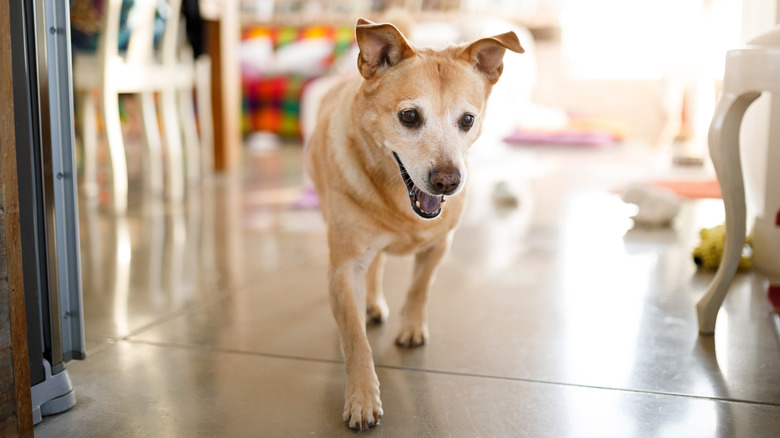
[159,0,183,65]
[96,0,149,62]
[97,0,184,66]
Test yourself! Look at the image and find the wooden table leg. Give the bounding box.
[204,3,241,172]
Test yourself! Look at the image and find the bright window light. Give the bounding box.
[561,0,743,79]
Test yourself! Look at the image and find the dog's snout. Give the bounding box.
[429,168,461,195]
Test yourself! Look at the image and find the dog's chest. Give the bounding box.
[380,219,453,255]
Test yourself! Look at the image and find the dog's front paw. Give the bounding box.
[395,322,429,348]
[343,380,383,432]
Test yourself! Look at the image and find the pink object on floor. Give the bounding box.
[290,186,320,209]
[503,129,619,147]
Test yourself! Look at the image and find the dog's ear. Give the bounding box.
[460,32,524,84]
[355,18,415,79]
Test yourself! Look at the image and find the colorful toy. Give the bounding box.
[692,224,752,270]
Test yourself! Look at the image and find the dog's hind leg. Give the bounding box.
[366,251,389,324]
[396,233,453,348]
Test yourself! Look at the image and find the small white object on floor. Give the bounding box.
[621,184,681,227]
[246,131,279,154]
[492,181,520,208]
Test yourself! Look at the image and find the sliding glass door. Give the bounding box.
[9,0,85,423]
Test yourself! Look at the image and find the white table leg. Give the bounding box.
[697,90,761,334]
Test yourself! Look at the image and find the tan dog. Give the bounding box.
[305,18,523,431]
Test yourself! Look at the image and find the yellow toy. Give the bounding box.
[692,224,752,270]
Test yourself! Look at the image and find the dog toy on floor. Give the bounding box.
[692,224,752,270]
[621,184,681,227]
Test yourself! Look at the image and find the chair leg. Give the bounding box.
[101,90,128,213]
[79,90,100,199]
[178,86,201,185]
[196,56,214,175]
[696,91,761,334]
[137,92,164,196]
[161,88,185,201]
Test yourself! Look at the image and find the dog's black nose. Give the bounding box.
[429,168,461,195]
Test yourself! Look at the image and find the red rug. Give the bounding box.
[650,179,721,199]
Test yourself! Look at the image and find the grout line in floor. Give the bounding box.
[121,337,780,409]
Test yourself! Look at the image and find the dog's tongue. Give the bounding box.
[417,190,443,214]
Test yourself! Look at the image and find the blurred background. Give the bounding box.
[3,0,780,436]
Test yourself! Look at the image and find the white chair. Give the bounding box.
[161,8,210,186]
[73,0,204,212]
[696,25,780,335]
[156,0,209,192]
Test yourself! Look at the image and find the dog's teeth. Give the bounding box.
[416,201,421,209]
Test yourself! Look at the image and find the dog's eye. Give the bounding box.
[398,109,420,127]
[459,113,475,131]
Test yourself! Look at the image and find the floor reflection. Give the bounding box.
[78,177,248,341]
[43,142,780,437]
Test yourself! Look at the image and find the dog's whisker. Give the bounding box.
[385,173,403,188]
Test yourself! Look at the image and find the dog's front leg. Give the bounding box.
[396,233,453,347]
[329,256,383,431]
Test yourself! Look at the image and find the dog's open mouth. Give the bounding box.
[393,153,444,219]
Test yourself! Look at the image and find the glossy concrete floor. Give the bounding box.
[35,141,780,437]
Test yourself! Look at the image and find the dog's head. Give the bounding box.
[355,18,524,219]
